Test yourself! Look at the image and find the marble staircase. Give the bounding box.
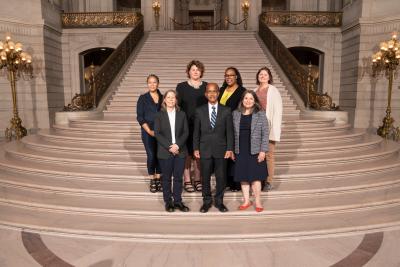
[0,31,399,242]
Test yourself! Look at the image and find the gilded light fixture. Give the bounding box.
[372,32,400,140]
[241,0,250,30]
[0,35,33,141]
[152,1,161,30]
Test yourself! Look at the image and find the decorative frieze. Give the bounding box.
[61,12,142,28]
[261,11,342,27]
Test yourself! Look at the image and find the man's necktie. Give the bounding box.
[211,106,216,128]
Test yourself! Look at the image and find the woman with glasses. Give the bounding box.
[218,67,246,191]
[136,74,163,193]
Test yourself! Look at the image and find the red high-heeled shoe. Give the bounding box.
[238,202,253,210]
[255,206,264,212]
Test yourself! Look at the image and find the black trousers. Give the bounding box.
[141,131,161,175]
[200,157,227,206]
[159,156,185,204]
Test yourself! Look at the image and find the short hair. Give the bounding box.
[146,74,159,83]
[237,90,262,114]
[221,66,243,88]
[256,66,273,85]
[206,82,219,92]
[186,60,205,78]
[161,90,180,111]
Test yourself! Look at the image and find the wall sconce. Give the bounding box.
[152,1,161,30]
[241,1,250,30]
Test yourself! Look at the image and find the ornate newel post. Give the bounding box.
[152,1,161,31]
[241,1,250,30]
[372,32,400,141]
[0,35,33,141]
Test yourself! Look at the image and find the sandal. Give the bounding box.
[193,180,202,192]
[149,179,158,193]
[184,181,195,193]
[155,179,162,192]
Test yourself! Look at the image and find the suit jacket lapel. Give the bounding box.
[164,111,173,142]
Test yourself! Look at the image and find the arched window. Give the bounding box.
[79,48,114,93]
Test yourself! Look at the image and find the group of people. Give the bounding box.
[136,60,283,213]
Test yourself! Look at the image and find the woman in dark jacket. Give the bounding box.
[136,74,163,193]
[154,90,190,212]
[218,67,246,191]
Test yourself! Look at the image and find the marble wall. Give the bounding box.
[340,0,400,129]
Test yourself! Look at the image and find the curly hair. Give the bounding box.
[186,60,205,78]
[256,66,273,85]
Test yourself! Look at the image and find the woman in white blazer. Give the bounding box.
[254,67,283,191]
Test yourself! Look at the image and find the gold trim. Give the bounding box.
[261,11,342,27]
[61,12,142,28]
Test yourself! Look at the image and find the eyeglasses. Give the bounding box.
[224,74,236,78]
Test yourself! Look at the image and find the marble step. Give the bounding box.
[1,200,400,242]
[1,145,398,180]
[51,123,349,138]
[67,117,334,129]
[1,176,400,217]
[4,140,398,170]
[1,164,399,197]
[20,134,383,159]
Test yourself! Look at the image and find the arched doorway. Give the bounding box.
[288,46,324,92]
[79,48,114,93]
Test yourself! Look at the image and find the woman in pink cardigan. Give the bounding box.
[254,67,283,191]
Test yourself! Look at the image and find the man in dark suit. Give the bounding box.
[193,83,234,213]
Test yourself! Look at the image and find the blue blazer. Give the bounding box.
[136,90,163,130]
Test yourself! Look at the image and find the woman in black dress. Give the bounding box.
[232,90,269,212]
[136,74,163,193]
[218,67,246,192]
[176,60,208,193]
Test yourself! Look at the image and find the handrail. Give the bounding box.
[258,16,309,104]
[258,15,338,110]
[262,10,342,27]
[61,11,142,28]
[94,16,144,106]
[64,15,144,111]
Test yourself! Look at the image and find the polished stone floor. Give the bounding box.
[1,227,400,267]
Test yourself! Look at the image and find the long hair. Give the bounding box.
[237,90,262,114]
[161,90,180,111]
[186,59,205,78]
[221,66,243,89]
[256,66,273,85]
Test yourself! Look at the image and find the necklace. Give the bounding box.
[188,80,202,89]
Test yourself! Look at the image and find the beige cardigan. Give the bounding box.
[254,84,283,142]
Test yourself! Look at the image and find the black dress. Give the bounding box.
[234,114,268,182]
[176,81,208,154]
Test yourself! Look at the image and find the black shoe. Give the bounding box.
[165,202,175,212]
[200,203,211,213]
[155,179,162,192]
[215,203,228,212]
[174,202,190,212]
[264,182,273,192]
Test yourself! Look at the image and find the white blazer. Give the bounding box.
[254,84,283,142]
